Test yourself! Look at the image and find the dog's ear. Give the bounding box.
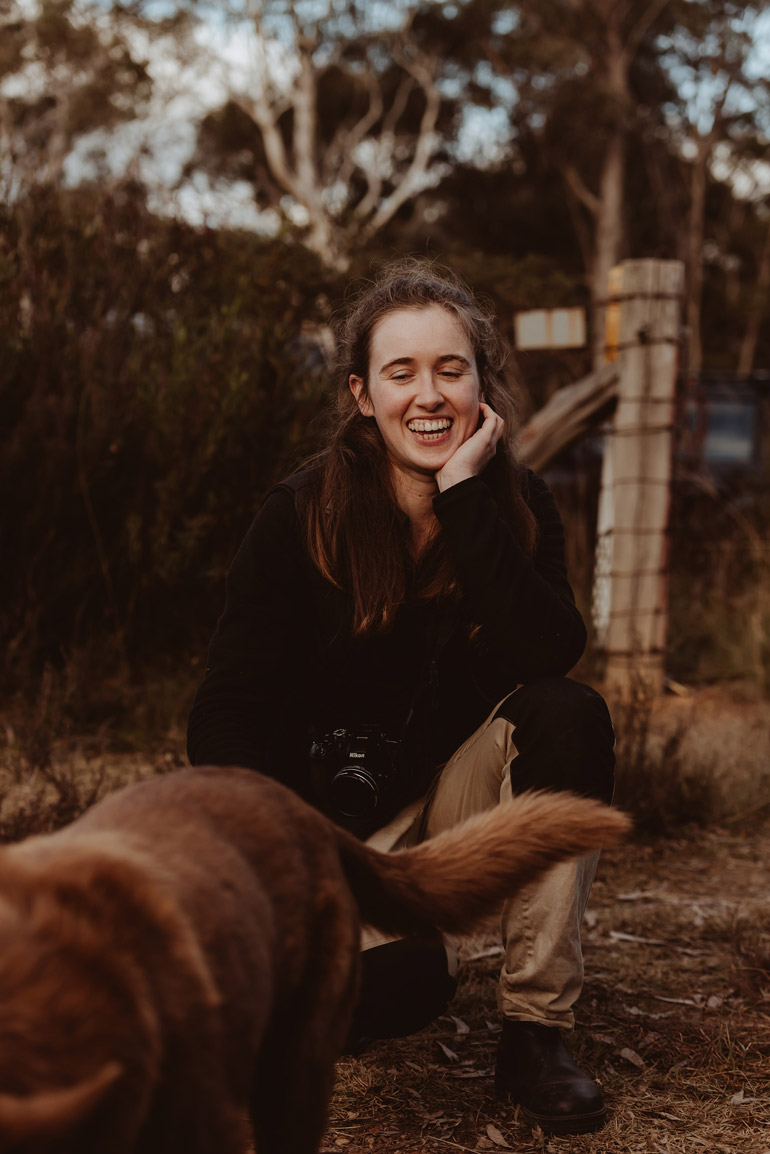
[0,1060,122,1145]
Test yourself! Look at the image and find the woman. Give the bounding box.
[187,260,615,1136]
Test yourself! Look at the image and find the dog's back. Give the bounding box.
[0,767,629,1154]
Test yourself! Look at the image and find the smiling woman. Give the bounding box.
[187,259,618,1137]
[349,304,501,549]
[301,263,540,633]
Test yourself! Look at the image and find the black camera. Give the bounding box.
[309,725,402,819]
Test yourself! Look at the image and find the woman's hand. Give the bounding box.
[436,402,504,492]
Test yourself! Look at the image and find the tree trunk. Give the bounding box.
[590,8,632,369]
[685,143,709,375]
[737,215,770,374]
[592,124,626,367]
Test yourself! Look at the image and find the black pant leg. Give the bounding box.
[493,678,615,803]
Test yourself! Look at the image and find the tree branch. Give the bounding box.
[561,161,602,218]
[292,46,320,201]
[352,71,413,222]
[243,82,297,197]
[363,49,442,235]
[325,68,384,190]
[625,0,670,57]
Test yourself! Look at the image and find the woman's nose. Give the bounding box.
[415,372,443,407]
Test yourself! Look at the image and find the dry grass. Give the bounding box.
[610,680,770,832]
[0,706,187,842]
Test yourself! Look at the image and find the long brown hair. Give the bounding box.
[300,259,538,635]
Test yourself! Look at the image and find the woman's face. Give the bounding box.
[349,305,483,484]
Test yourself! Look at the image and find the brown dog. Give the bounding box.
[0,766,629,1154]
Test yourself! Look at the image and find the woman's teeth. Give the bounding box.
[407,419,453,433]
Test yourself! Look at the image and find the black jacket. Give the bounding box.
[187,467,586,822]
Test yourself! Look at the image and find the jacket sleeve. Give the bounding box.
[433,471,586,679]
[186,485,314,790]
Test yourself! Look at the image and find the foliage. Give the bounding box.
[2,2,770,739]
[1,183,339,715]
[609,675,722,834]
[667,476,770,689]
[0,0,154,190]
[4,0,770,369]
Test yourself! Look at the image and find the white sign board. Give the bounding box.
[514,308,586,350]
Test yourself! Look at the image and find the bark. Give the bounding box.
[685,139,710,375]
[683,83,731,375]
[591,122,627,367]
[738,215,770,374]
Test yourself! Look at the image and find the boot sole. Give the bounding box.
[520,1104,607,1135]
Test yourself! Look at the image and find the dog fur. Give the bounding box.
[0,766,629,1153]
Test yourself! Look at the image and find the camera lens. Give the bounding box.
[329,767,379,818]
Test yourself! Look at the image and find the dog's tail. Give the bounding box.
[335,790,629,938]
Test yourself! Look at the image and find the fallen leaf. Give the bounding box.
[730,1089,744,1105]
[436,1041,460,1063]
[639,1031,661,1048]
[467,945,504,961]
[609,930,667,945]
[486,1123,512,1147]
[619,1047,645,1068]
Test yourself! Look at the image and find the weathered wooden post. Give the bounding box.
[592,259,685,696]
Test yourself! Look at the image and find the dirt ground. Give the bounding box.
[322,686,770,1154]
[324,821,770,1154]
[1,685,768,1153]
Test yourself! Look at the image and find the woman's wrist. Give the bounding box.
[436,463,478,492]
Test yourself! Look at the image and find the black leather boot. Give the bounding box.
[494,1019,606,1134]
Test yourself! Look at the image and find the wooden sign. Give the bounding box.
[514,308,586,350]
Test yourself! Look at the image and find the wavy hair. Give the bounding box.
[300,259,538,635]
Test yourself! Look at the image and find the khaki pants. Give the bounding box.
[364,697,599,1030]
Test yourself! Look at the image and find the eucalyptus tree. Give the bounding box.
[659,0,770,374]
[165,0,472,268]
[436,0,770,371]
[0,0,154,196]
[463,0,676,365]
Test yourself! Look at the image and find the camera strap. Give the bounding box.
[401,599,460,739]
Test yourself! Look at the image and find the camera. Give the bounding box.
[309,725,402,819]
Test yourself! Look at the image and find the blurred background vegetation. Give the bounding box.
[2,0,769,760]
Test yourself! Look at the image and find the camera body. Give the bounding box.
[309,725,402,819]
